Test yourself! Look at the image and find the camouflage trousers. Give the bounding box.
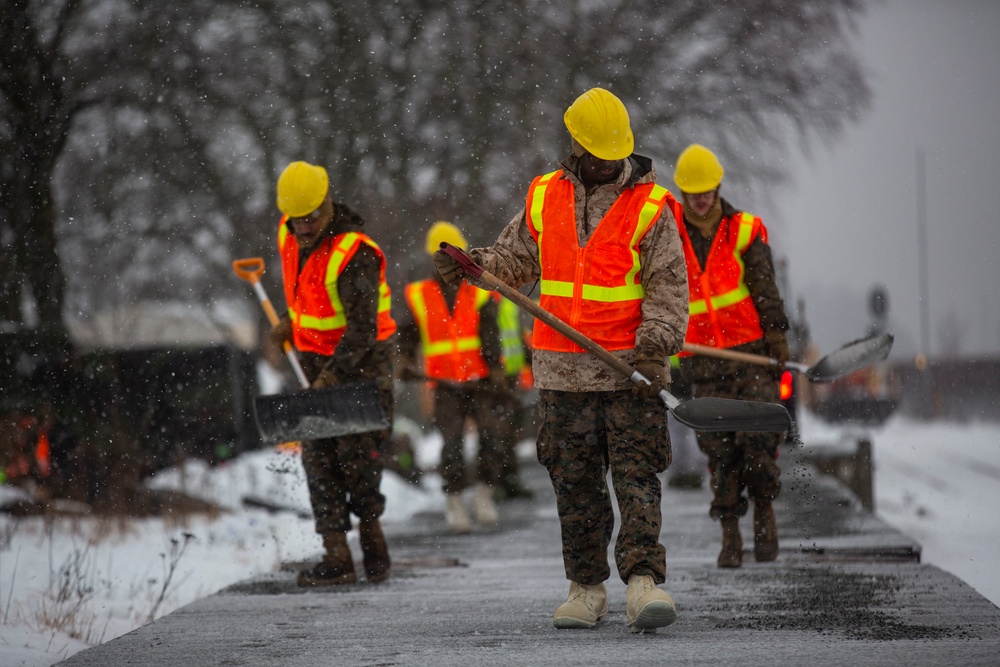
[434,381,506,494]
[301,386,393,535]
[537,389,670,586]
[690,371,783,519]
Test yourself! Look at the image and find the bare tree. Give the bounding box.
[1,0,874,335]
[0,0,82,332]
[265,0,873,283]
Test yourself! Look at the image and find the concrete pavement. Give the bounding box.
[58,445,1000,666]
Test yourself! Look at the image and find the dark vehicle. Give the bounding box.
[810,286,899,425]
[811,364,897,426]
[2,334,263,497]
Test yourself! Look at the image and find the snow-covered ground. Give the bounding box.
[1,411,998,666]
[800,410,1000,607]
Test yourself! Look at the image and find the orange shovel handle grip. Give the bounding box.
[233,256,310,388]
[233,257,282,326]
[233,257,265,284]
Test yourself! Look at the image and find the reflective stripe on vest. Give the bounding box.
[494,294,526,375]
[405,280,491,382]
[688,212,755,315]
[679,211,764,349]
[279,219,396,355]
[526,170,669,351]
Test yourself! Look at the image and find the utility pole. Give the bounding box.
[916,147,930,356]
[915,147,934,417]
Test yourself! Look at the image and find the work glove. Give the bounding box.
[311,353,354,390]
[268,316,293,350]
[432,249,466,285]
[632,345,668,403]
[311,367,338,390]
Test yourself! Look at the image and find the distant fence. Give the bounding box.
[81,345,262,462]
[890,357,1000,422]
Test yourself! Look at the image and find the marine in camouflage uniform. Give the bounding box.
[396,275,506,532]
[298,345,394,539]
[271,162,396,586]
[680,349,783,519]
[433,88,688,633]
[673,148,790,568]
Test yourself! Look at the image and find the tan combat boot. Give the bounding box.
[625,574,677,633]
[359,519,391,583]
[297,532,357,587]
[445,493,472,534]
[717,515,743,568]
[753,500,779,562]
[553,581,609,629]
[471,483,498,527]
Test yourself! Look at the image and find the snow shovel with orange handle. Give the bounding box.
[233,257,389,445]
[233,257,309,388]
[437,244,791,433]
[683,332,893,383]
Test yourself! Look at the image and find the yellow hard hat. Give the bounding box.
[563,88,634,161]
[425,221,467,254]
[673,144,724,194]
[276,161,329,217]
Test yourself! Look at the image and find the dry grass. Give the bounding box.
[26,540,110,645]
[1,515,199,650]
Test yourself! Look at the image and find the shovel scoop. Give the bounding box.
[233,257,388,445]
[253,381,388,445]
[683,332,894,383]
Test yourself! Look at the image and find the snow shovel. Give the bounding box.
[437,244,791,433]
[233,257,389,445]
[683,332,894,383]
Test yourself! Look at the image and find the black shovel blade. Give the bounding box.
[671,397,791,432]
[806,332,894,383]
[254,381,388,445]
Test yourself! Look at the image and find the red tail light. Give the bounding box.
[779,370,794,401]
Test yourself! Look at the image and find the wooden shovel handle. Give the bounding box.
[682,342,779,368]
[434,245,794,432]
[233,256,310,388]
[437,242,674,405]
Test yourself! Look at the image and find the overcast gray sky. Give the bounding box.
[760,0,1000,361]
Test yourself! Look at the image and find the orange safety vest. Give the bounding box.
[278,218,396,355]
[404,279,492,382]
[525,169,673,352]
[677,211,765,350]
